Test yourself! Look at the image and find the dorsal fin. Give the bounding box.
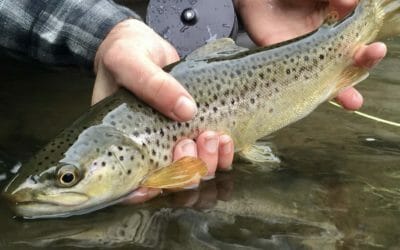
[186,38,248,61]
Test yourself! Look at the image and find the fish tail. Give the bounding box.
[376,0,400,39]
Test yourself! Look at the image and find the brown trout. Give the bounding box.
[3,0,400,218]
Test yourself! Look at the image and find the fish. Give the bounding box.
[3,0,400,218]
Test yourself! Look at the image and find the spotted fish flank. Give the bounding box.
[3,0,400,218]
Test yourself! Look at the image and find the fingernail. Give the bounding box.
[148,188,161,197]
[220,135,233,155]
[202,175,215,181]
[205,135,219,154]
[173,96,197,121]
[180,140,196,155]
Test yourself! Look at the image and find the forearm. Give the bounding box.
[0,0,140,70]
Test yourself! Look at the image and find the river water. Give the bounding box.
[0,2,399,249]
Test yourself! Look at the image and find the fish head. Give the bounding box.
[2,125,150,218]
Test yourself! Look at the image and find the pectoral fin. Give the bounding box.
[331,66,369,99]
[238,142,281,164]
[141,157,208,189]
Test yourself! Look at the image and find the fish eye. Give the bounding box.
[56,165,80,187]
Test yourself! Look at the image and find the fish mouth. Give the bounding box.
[2,190,91,219]
[3,188,141,219]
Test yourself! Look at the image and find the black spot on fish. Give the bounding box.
[118,146,123,151]
[213,107,218,112]
[102,162,106,167]
[259,73,265,80]
[286,69,291,75]
[185,122,190,128]
[145,127,151,134]
[119,156,124,161]
[164,155,168,161]
[160,129,165,137]
[152,150,156,156]
[127,170,131,175]
[133,131,139,137]
[319,54,325,60]
[223,89,230,97]
[250,98,255,104]
[173,136,177,142]
[200,116,205,122]
[304,56,309,61]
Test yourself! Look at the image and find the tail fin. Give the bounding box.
[377,0,400,39]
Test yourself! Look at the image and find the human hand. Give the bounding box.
[93,19,234,203]
[235,0,387,110]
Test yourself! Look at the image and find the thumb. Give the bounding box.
[95,42,198,122]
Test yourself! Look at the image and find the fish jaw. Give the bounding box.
[3,188,90,219]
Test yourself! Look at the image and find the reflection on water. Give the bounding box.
[0,9,399,250]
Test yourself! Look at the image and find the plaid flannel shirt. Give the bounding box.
[0,0,140,70]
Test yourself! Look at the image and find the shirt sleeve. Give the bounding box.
[0,0,141,70]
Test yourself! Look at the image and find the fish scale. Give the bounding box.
[3,0,400,218]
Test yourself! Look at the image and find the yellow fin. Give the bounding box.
[141,157,208,189]
[331,66,369,98]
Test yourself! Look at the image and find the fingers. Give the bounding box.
[335,43,387,110]
[93,19,197,122]
[196,132,220,177]
[335,88,363,110]
[102,44,197,121]
[217,135,234,171]
[173,132,234,178]
[353,42,387,69]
